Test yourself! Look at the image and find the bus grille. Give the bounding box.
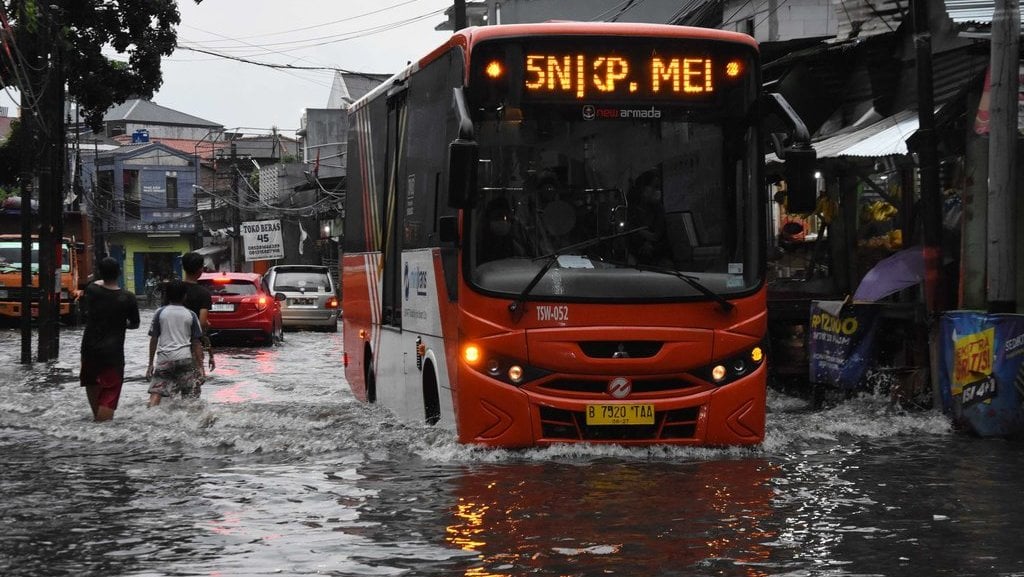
[538,406,700,441]
[578,341,662,358]
[535,377,706,395]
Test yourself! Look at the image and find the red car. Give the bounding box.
[198,272,284,346]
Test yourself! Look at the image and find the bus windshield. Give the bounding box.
[466,109,760,302]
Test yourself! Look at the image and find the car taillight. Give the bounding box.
[326,296,339,309]
[241,296,269,311]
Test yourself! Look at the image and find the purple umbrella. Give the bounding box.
[852,246,925,302]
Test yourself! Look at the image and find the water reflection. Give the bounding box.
[444,459,779,576]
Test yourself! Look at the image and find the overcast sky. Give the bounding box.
[156,0,455,133]
[1,1,456,134]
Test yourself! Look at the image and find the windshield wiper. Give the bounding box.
[628,262,735,313]
[508,226,649,321]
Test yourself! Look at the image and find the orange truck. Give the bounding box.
[0,234,82,323]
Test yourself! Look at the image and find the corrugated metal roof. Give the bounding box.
[834,0,907,40]
[327,72,389,108]
[104,99,222,128]
[812,109,919,158]
[945,0,1024,23]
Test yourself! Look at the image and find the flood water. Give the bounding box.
[2,310,1023,577]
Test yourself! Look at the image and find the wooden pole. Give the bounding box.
[912,0,945,314]
[987,0,1020,313]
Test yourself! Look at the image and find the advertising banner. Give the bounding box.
[808,300,881,389]
[938,312,1024,437]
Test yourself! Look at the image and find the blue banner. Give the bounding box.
[938,312,1024,437]
[808,301,881,389]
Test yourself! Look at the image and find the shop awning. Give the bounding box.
[812,109,919,159]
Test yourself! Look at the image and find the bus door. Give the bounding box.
[380,88,408,330]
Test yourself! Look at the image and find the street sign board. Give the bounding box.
[241,219,284,261]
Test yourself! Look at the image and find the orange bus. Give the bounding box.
[343,22,814,447]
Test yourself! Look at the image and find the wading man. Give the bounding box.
[80,257,141,421]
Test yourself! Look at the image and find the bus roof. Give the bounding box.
[350,22,759,111]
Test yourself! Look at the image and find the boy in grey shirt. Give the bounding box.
[146,279,205,406]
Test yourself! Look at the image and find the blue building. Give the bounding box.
[82,140,200,294]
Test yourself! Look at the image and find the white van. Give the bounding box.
[263,265,339,332]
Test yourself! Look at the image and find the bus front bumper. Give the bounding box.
[455,364,766,448]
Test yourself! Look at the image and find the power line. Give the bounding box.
[181,0,427,43]
[177,9,446,58]
[175,46,344,71]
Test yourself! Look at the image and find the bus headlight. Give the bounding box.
[463,344,547,386]
[711,365,727,382]
[689,344,766,386]
[486,358,501,376]
[508,365,524,384]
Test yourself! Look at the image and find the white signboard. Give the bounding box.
[241,219,284,261]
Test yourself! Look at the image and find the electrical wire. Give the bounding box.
[176,8,445,60]
[0,4,49,133]
[182,0,426,43]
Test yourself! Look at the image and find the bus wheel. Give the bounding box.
[364,347,377,403]
[422,361,440,426]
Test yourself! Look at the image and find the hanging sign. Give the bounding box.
[241,219,284,261]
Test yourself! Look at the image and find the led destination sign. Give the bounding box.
[524,54,721,99]
[474,38,752,104]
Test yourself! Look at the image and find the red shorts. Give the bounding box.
[80,359,125,410]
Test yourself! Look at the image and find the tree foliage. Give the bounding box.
[0,0,182,130]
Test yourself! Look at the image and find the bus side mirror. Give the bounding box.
[439,215,458,243]
[783,147,817,214]
[448,138,478,209]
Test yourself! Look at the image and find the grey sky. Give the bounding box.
[0,1,455,134]
[156,0,454,133]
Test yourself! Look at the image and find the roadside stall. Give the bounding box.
[766,110,937,404]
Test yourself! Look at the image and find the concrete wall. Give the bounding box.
[301,109,347,180]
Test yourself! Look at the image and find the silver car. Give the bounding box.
[264,265,339,332]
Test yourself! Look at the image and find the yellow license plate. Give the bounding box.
[585,404,655,425]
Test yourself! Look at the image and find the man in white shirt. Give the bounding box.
[146,279,205,407]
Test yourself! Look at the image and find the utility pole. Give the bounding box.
[231,141,241,270]
[911,0,944,314]
[987,0,1019,313]
[18,103,35,364]
[17,0,42,363]
[36,2,65,361]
